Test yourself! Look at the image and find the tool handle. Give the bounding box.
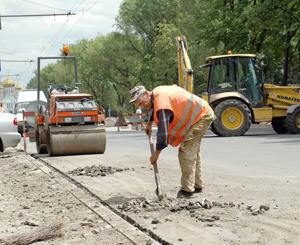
[148,134,159,174]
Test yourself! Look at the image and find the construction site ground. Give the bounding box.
[0,125,299,245]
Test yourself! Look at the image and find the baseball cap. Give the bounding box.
[129,86,146,105]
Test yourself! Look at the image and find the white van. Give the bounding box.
[14,90,47,134]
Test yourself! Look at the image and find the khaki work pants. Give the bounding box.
[178,106,215,193]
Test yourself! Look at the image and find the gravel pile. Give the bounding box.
[118,198,270,223]
[118,198,236,213]
[68,165,129,177]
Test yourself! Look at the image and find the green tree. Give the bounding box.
[196,0,300,85]
[116,0,212,94]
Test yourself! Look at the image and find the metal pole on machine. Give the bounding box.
[36,56,78,111]
[37,57,41,112]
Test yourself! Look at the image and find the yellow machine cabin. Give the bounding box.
[177,36,300,136]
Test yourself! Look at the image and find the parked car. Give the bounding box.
[14,90,47,134]
[0,112,21,152]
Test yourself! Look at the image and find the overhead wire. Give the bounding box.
[22,0,70,12]
[0,39,34,85]
[33,0,84,57]
[60,4,91,41]
[58,0,99,48]
[1,1,88,84]
[44,0,98,56]
[86,0,99,12]
[41,16,56,55]
[43,17,71,56]
[71,0,84,10]
[41,14,72,56]
[0,48,29,60]
[29,0,99,63]
[73,0,87,13]
[40,0,89,56]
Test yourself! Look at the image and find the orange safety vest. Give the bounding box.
[152,85,208,147]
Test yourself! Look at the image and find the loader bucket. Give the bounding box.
[47,124,106,156]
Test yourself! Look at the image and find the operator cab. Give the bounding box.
[202,54,264,108]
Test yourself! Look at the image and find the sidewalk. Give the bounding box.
[0,150,157,244]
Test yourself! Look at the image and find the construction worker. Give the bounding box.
[135,107,142,130]
[129,85,216,198]
[0,102,4,113]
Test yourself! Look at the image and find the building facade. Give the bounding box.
[0,76,22,113]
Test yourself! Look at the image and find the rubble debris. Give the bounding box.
[21,221,38,227]
[247,205,253,211]
[151,218,159,224]
[80,222,94,227]
[0,155,10,159]
[259,204,270,211]
[212,201,223,207]
[251,210,260,216]
[198,216,219,222]
[118,198,235,214]
[201,198,212,209]
[247,204,271,215]
[68,165,129,177]
[118,195,273,224]
[118,197,236,223]
[146,239,153,245]
[118,196,272,224]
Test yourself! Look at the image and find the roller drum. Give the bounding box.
[48,125,106,156]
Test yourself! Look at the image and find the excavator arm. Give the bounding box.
[176,36,194,93]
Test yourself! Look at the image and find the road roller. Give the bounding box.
[35,55,106,156]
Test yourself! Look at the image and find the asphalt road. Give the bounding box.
[21,124,299,175]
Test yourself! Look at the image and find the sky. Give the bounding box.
[0,0,124,89]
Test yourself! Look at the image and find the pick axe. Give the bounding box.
[148,133,165,201]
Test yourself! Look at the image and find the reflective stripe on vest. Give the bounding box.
[170,93,203,137]
[152,85,207,147]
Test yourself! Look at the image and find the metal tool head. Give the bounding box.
[155,188,167,201]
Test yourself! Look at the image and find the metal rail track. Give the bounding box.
[31,154,171,245]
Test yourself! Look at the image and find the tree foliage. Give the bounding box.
[27,0,300,115]
[196,0,299,85]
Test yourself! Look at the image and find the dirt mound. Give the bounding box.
[68,164,130,177]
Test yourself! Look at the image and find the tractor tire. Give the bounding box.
[36,129,47,154]
[286,107,300,134]
[211,99,251,137]
[210,124,222,136]
[272,117,288,134]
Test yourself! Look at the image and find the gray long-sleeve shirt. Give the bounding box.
[149,92,173,150]
[155,109,173,150]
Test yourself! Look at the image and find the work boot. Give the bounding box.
[177,190,193,199]
[194,187,203,193]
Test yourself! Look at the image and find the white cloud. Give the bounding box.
[0,0,123,89]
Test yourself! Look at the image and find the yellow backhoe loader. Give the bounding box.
[176,36,300,136]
